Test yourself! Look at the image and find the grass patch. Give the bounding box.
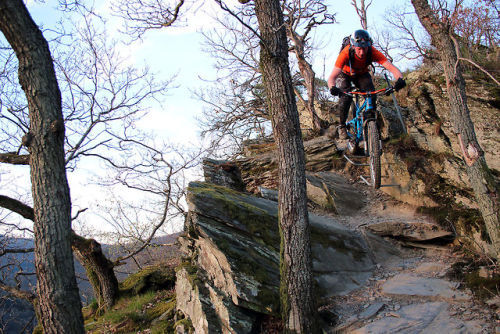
[102,291,156,324]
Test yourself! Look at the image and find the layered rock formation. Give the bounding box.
[175,181,398,332]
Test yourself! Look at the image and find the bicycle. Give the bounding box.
[340,85,395,189]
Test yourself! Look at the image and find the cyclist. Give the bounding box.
[327,29,406,139]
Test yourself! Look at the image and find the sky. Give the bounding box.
[3,0,414,240]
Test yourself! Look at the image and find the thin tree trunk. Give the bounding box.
[254,0,318,332]
[0,193,120,313]
[411,0,500,259]
[0,1,85,332]
[0,194,120,312]
[288,32,322,131]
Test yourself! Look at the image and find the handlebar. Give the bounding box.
[341,87,394,97]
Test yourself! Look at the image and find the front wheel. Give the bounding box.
[367,121,381,189]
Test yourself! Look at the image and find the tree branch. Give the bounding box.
[0,248,34,257]
[0,195,34,221]
[449,33,499,86]
[0,152,29,165]
[0,280,36,303]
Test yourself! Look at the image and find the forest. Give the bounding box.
[0,0,498,332]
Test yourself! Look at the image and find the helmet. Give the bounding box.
[350,29,372,48]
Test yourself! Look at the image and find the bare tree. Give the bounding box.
[382,3,434,62]
[111,0,187,40]
[411,0,500,259]
[195,13,270,156]
[351,0,372,29]
[0,0,85,332]
[382,0,499,77]
[283,0,336,132]
[253,0,318,331]
[0,0,194,316]
[197,0,335,154]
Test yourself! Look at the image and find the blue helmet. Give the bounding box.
[350,29,372,48]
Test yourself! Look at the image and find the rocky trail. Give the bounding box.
[176,156,499,333]
[313,174,499,333]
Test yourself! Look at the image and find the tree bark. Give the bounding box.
[0,1,85,332]
[254,0,318,332]
[411,0,500,259]
[0,152,30,165]
[72,233,119,313]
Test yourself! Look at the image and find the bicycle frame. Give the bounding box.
[344,88,391,149]
[340,86,395,189]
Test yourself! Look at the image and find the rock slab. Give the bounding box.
[176,181,394,333]
[351,302,483,334]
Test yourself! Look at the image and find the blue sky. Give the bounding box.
[8,0,413,238]
[27,0,409,146]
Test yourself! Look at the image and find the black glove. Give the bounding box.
[394,78,406,91]
[330,86,342,96]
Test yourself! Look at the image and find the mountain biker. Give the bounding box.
[327,29,406,139]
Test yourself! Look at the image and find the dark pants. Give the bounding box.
[336,72,376,125]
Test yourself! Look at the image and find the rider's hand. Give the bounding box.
[394,78,406,91]
[330,86,342,96]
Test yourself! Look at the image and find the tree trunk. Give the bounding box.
[254,0,318,332]
[0,1,85,332]
[72,233,119,313]
[0,194,120,313]
[411,0,500,259]
[288,31,322,132]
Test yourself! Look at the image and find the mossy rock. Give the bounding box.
[120,265,176,296]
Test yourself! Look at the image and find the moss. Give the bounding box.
[174,317,194,332]
[32,325,43,334]
[257,286,280,315]
[418,205,488,243]
[464,271,500,300]
[176,259,202,287]
[189,182,280,249]
[120,265,176,296]
[213,233,273,294]
[279,222,289,323]
[146,296,176,320]
[448,259,500,301]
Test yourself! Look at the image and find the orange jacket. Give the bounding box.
[335,46,388,75]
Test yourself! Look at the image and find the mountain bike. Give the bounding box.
[341,85,394,189]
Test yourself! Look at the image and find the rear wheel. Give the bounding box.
[367,121,381,189]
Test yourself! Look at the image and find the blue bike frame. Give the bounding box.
[346,94,376,145]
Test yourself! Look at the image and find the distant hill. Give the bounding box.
[0,232,182,333]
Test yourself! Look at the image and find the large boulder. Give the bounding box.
[176,182,396,332]
[236,136,340,194]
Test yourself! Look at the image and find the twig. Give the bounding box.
[450,33,499,86]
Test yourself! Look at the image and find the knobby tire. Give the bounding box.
[367,121,381,189]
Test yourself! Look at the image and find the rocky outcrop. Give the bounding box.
[366,221,453,242]
[236,136,340,194]
[203,158,245,192]
[405,65,500,172]
[175,181,398,333]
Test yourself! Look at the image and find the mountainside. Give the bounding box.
[169,64,499,332]
[0,233,181,333]
[4,65,497,333]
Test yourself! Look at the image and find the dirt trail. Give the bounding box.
[312,175,498,333]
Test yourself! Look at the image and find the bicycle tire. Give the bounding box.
[367,121,381,189]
